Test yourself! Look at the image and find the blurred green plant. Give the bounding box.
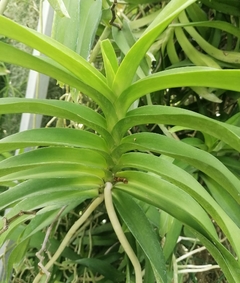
[0,0,239,282]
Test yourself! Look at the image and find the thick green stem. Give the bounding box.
[33,195,104,283]
[104,182,142,283]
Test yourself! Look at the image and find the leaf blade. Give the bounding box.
[113,191,167,283]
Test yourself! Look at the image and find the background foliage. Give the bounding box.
[0,0,240,282]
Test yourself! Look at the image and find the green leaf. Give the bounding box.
[191,86,222,103]
[74,258,124,281]
[101,39,118,87]
[6,237,30,280]
[185,3,208,38]
[0,214,36,248]
[112,105,240,152]
[21,204,78,241]
[170,20,240,40]
[112,0,197,95]
[162,218,182,261]
[0,128,109,154]
[4,189,96,217]
[200,0,240,16]
[0,15,113,101]
[174,23,220,68]
[48,0,70,18]
[201,174,240,228]
[129,10,162,31]
[0,163,105,183]
[0,192,96,248]
[0,177,100,211]
[189,228,240,283]
[114,171,240,281]
[113,190,167,283]
[116,67,240,115]
[116,152,240,258]
[143,257,156,283]
[0,42,113,113]
[112,19,149,79]
[0,147,107,171]
[0,97,113,143]
[124,0,159,3]
[178,10,240,64]
[114,133,240,204]
[52,0,102,59]
[114,171,217,240]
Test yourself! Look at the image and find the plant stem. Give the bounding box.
[104,182,142,283]
[33,195,104,283]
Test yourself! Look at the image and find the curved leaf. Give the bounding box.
[0,97,113,143]
[0,177,101,211]
[52,0,102,59]
[201,174,240,228]
[116,67,240,115]
[0,128,109,154]
[0,189,97,246]
[200,0,240,17]
[116,152,240,258]
[0,147,107,171]
[113,191,167,283]
[178,11,240,64]
[113,133,240,203]
[0,15,113,101]
[170,20,240,39]
[114,171,239,281]
[48,0,70,18]
[112,0,197,95]
[0,163,105,183]
[113,171,217,240]
[112,105,240,152]
[101,39,119,87]
[189,228,240,283]
[75,258,124,281]
[0,42,114,113]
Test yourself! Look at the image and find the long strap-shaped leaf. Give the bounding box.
[117,152,240,258]
[0,128,109,155]
[170,20,240,39]
[0,42,114,114]
[0,163,105,184]
[0,147,107,171]
[189,228,240,283]
[116,67,240,115]
[114,171,239,282]
[0,15,113,102]
[0,188,97,248]
[113,191,167,283]
[178,10,240,64]
[0,177,101,211]
[112,0,197,95]
[52,0,102,60]
[112,105,240,152]
[0,97,114,144]
[201,174,240,227]
[113,133,240,203]
[114,171,217,240]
